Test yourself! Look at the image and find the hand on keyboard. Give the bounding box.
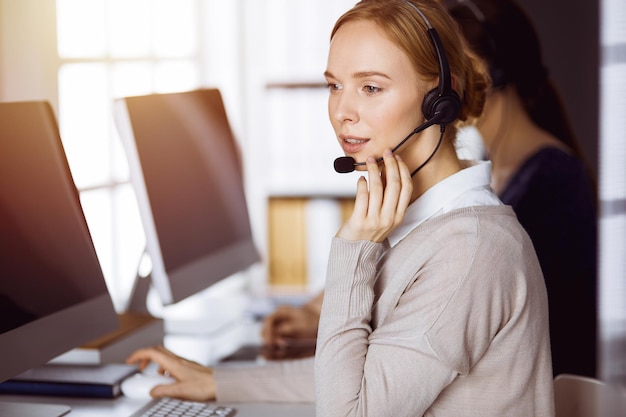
[126,345,216,402]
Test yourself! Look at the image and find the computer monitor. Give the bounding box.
[0,101,119,415]
[114,89,259,314]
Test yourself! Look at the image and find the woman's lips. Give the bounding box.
[340,135,369,154]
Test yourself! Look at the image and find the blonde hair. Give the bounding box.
[331,0,489,128]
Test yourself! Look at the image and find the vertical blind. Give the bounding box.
[599,0,626,386]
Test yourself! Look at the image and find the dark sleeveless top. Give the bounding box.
[500,147,597,377]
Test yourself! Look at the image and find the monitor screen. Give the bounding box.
[0,101,119,383]
[114,89,259,307]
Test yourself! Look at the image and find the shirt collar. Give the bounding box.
[387,160,501,247]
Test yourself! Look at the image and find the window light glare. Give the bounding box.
[152,0,197,57]
[58,63,111,189]
[57,0,107,58]
[109,0,151,58]
[154,61,199,93]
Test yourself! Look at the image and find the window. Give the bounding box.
[52,0,354,307]
[55,0,202,310]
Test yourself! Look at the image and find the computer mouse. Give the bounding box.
[120,373,176,399]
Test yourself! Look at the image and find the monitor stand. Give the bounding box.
[128,263,250,336]
[0,401,71,417]
[49,275,164,365]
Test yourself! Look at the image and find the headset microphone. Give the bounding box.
[333,112,443,174]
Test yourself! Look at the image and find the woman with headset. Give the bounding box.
[265,0,598,381]
[127,1,555,414]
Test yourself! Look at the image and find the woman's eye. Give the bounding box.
[327,83,341,92]
[363,85,381,94]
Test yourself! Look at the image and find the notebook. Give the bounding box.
[0,363,138,398]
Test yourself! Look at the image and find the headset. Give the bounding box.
[404,0,462,125]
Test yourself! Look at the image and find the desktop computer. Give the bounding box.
[0,96,255,416]
[0,94,314,417]
[114,88,260,336]
[0,101,120,416]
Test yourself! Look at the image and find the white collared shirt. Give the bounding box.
[387,160,502,247]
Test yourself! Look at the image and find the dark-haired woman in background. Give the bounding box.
[446,0,598,378]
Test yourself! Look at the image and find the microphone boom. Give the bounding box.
[332,113,442,174]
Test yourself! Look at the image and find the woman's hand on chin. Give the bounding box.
[337,149,412,243]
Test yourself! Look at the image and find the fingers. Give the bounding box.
[261,304,321,348]
[369,150,400,225]
[395,155,413,220]
[351,175,370,220]
[348,149,411,242]
[150,381,195,401]
[261,312,279,344]
[150,383,180,399]
[126,346,180,375]
[125,347,157,371]
[379,151,412,225]
[150,368,216,402]
[364,154,384,218]
[261,306,298,346]
[261,308,287,344]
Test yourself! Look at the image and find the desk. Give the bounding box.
[0,308,316,416]
[0,394,315,417]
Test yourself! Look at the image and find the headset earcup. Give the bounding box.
[422,88,462,124]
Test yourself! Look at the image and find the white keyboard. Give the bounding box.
[129,397,236,416]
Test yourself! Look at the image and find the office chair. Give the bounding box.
[554,373,626,417]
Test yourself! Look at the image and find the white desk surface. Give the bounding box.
[0,395,315,417]
[0,303,316,417]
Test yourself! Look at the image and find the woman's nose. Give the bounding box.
[331,92,359,124]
